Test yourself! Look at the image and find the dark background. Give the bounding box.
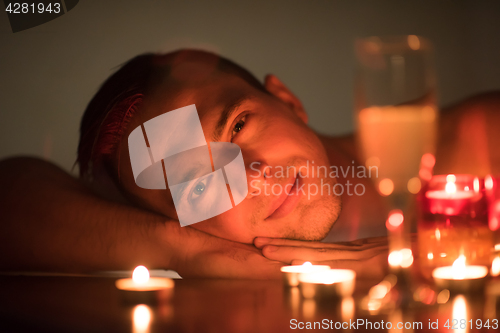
[1,0,499,172]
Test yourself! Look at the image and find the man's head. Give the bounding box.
[78,49,341,243]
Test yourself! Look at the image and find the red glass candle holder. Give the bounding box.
[417,174,493,279]
[485,175,500,246]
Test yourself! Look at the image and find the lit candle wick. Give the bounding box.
[132,265,150,285]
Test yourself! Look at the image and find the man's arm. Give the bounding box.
[0,157,282,278]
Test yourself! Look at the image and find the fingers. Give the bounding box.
[254,237,325,249]
[261,244,388,264]
[254,236,388,251]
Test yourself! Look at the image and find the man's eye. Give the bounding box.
[193,182,205,195]
[231,116,246,139]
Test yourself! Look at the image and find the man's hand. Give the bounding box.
[166,224,284,279]
[254,236,389,279]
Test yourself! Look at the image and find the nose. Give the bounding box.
[246,160,269,197]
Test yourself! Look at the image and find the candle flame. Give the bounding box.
[451,255,466,280]
[302,261,312,267]
[132,265,150,284]
[473,177,480,193]
[485,175,494,191]
[445,181,457,194]
[435,228,441,240]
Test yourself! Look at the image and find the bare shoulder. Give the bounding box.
[434,91,500,176]
[0,156,89,196]
[0,156,69,180]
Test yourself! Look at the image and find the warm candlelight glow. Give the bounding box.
[400,248,414,268]
[445,181,457,194]
[388,250,403,267]
[379,178,394,196]
[491,256,500,277]
[421,153,436,169]
[473,177,480,193]
[302,299,316,319]
[388,248,413,268]
[407,35,420,50]
[290,287,301,315]
[280,262,330,274]
[432,255,488,281]
[419,168,433,181]
[281,262,330,287]
[341,297,355,322]
[485,175,494,190]
[425,174,477,211]
[491,217,499,231]
[299,269,356,299]
[436,289,450,304]
[115,266,174,293]
[133,304,152,333]
[369,283,389,299]
[451,255,467,280]
[407,177,421,194]
[133,266,150,285]
[299,269,355,285]
[419,173,493,279]
[452,296,468,333]
[387,210,404,228]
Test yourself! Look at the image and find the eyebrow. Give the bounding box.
[211,96,253,141]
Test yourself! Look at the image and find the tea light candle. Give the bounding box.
[432,255,488,292]
[298,269,356,299]
[425,175,478,216]
[280,262,330,287]
[115,265,174,304]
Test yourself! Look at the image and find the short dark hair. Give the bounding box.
[77,49,266,179]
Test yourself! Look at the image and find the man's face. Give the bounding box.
[117,62,341,243]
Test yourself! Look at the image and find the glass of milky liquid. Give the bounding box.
[354,35,438,273]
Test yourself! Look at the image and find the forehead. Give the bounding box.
[127,68,259,136]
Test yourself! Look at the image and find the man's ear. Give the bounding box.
[264,74,308,124]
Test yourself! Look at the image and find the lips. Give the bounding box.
[265,174,303,220]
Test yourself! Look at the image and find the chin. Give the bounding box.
[284,194,341,241]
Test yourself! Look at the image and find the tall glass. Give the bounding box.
[354,35,438,271]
